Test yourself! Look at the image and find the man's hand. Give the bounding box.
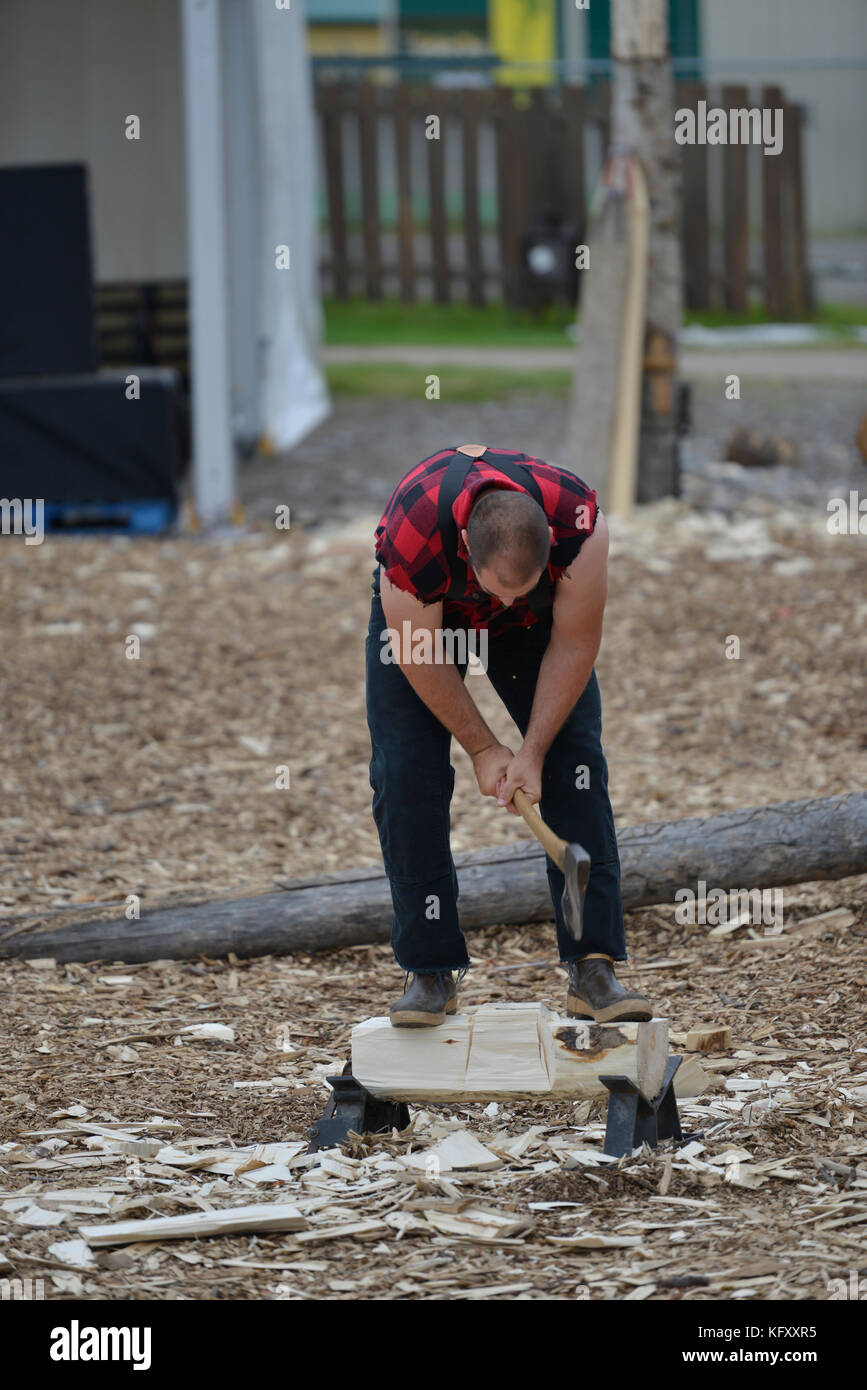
[472,742,514,798]
[497,746,543,815]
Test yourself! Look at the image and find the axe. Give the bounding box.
[512,789,590,942]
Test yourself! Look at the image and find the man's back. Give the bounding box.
[374,445,599,635]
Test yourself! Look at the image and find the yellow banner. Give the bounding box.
[490,0,556,87]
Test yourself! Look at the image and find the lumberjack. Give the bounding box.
[366,444,653,1027]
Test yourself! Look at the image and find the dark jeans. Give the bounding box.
[365,566,626,972]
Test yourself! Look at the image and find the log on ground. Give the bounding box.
[1,792,864,964]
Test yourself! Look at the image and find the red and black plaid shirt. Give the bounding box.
[374,447,599,637]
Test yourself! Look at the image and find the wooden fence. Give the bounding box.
[94,81,812,375]
[316,79,811,316]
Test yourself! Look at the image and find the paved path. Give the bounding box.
[323,345,867,380]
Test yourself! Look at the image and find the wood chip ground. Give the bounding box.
[1,495,865,1300]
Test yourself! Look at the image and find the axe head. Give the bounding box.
[561,842,591,942]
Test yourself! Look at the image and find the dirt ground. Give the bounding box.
[1,433,865,1299]
[237,377,866,525]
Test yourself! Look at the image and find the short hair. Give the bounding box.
[466,489,550,582]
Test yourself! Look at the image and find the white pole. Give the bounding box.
[181,0,236,526]
[223,0,261,457]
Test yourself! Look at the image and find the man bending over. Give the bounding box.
[366,443,652,1028]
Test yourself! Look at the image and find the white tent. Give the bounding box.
[181,0,330,525]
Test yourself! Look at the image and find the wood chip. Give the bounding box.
[80,1203,307,1247]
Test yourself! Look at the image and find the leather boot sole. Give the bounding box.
[566,991,652,1024]
[390,998,457,1028]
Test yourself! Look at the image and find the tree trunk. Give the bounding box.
[2,793,864,964]
[612,0,682,501]
[561,167,633,504]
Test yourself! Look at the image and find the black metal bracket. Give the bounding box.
[306,1061,411,1153]
[600,1055,683,1157]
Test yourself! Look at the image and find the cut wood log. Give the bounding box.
[3,792,864,964]
[548,1016,669,1102]
[684,1025,731,1052]
[669,1025,732,1053]
[351,1003,669,1102]
[79,1202,306,1248]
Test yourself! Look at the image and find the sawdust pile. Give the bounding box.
[0,496,865,1299]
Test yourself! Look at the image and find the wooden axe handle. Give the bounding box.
[512,789,567,871]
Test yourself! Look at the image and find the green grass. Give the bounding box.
[324,297,867,348]
[324,299,577,348]
[683,302,867,333]
[326,363,572,401]
[809,302,867,332]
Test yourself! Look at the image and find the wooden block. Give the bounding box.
[669,1024,732,1052]
[637,1017,669,1099]
[465,1003,550,1092]
[685,1025,732,1053]
[351,1004,670,1102]
[351,1014,470,1100]
[546,1016,668,1101]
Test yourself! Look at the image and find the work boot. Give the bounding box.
[389,967,468,1028]
[565,953,653,1023]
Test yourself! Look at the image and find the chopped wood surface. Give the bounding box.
[352,1008,674,1102]
[0,495,865,1299]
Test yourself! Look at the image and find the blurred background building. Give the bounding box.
[1,0,863,283]
[0,0,864,528]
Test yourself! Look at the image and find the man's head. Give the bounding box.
[461,489,553,607]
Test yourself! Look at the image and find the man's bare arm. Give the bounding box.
[379,573,514,795]
[525,510,608,759]
[496,511,609,811]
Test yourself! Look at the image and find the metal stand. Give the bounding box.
[600,1055,683,1157]
[306,1062,411,1153]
